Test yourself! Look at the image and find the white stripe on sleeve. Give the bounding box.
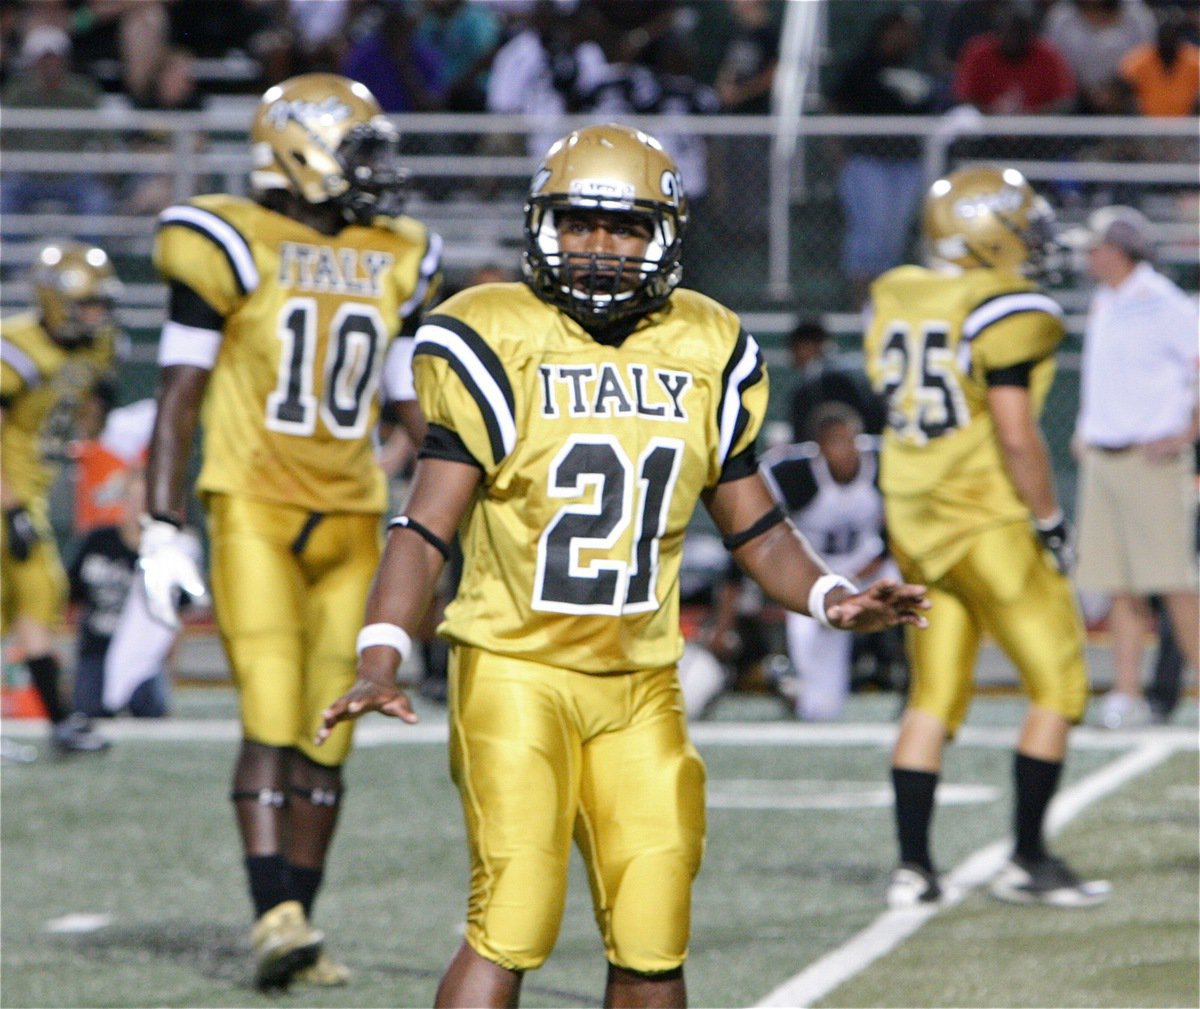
[157,321,222,369]
[382,336,416,402]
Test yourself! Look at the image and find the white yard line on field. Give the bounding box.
[3,717,1194,751]
[753,739,1183,1009]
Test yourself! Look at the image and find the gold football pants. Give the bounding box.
[894,519,1088,734]
[1,501,66,632]
[205,494,382,765]
[448,647,707,974]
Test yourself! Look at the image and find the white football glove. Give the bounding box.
[138,518,209,630]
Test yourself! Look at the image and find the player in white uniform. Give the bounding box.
[763,403,898,719]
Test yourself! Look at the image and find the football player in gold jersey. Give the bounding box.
[865,167,1109,910]
[1,241,121,755]
[317,124,929,1009]
[139,74,442,990]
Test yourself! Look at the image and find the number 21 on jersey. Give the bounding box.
[877,321,968,444]
[533,434,684,616]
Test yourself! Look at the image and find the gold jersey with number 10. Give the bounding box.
[413,282,768,673]
[153,193,440,514]
[864,265,1065,580]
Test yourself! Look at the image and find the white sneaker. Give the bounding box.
[990,854,1111,908]
[1099,692,1150,730]
[887,864,952,908]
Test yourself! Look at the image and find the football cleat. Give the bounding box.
[1098,691,1151,730]
[50,713,111,755]
[887,863,953,909]
[990,854,1111,908]
[250,900,323,991]
[294,949,350,987]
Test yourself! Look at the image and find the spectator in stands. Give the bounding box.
[341,2,445,112]
[65,0,171,107]
[579,30,718,206]
[257,0,353,84]
[485,0,607,156]
[829,7,935,306]
[786,319,886,442]
[586,0,682,67]
[1066,205,1199,729]
[1117,7,1200,116]
[713,0,779,115]
[763,404,900,721]
[953,4,1077,113]
[1043,0,1155,112]
[0,26,113,235]
[709,0,779,235]
[415,0,502,111]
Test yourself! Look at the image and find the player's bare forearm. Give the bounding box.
[146,364,210,521]
[317,457,481,742]
[988,385,1059,522]
[707,471,929,632]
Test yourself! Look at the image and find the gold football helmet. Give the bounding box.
[32,241,122,347]
[923,166,1055,274]
[250,73,406,223]
[523,123,688,329]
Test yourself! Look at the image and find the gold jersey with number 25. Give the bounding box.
[864,265,1065,579]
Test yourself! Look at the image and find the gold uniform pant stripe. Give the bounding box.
[205,494,381,765]
[896,520,1088,734]
[449,647,706,974]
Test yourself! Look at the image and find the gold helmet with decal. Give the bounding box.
[923,166,1056,274]
[523,123,688,328]
[32,240,123,347]
[250,72,406,223]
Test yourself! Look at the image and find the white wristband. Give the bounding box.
[808,574,856,630]
[355,622,412,662]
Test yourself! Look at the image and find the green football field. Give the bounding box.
[2,689,1196,1009]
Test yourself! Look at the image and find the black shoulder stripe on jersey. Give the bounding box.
[168,280,224,330]
[418,423,484,471]
[985,360,1037,387]
[718,443,759,484]
[413,333,510,465]
[422,313,515,417]
[718,328,765,463]
[962,291,1061,340]
[157,206,257,297]
[399,231,445,324]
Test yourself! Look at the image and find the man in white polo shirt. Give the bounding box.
[1069,205,1199,729]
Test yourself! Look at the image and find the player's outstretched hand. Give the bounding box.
[315,678,419,745]
[825,578,930,633]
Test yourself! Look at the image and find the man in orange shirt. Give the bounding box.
[1119,11,1199,116]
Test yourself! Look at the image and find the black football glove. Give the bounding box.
[4,505,39,562]
[1035,512,1075,575]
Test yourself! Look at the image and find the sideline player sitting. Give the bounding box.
[865,166,1110,910]
[762,402,901,720]
[139,73,441,991]
[318,123,929,1009]
[2,241,122,755]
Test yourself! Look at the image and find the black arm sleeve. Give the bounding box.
[418,423,484,471]
[985,360,1037,387]
[167,280,224,330]
[718,443,760,483]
